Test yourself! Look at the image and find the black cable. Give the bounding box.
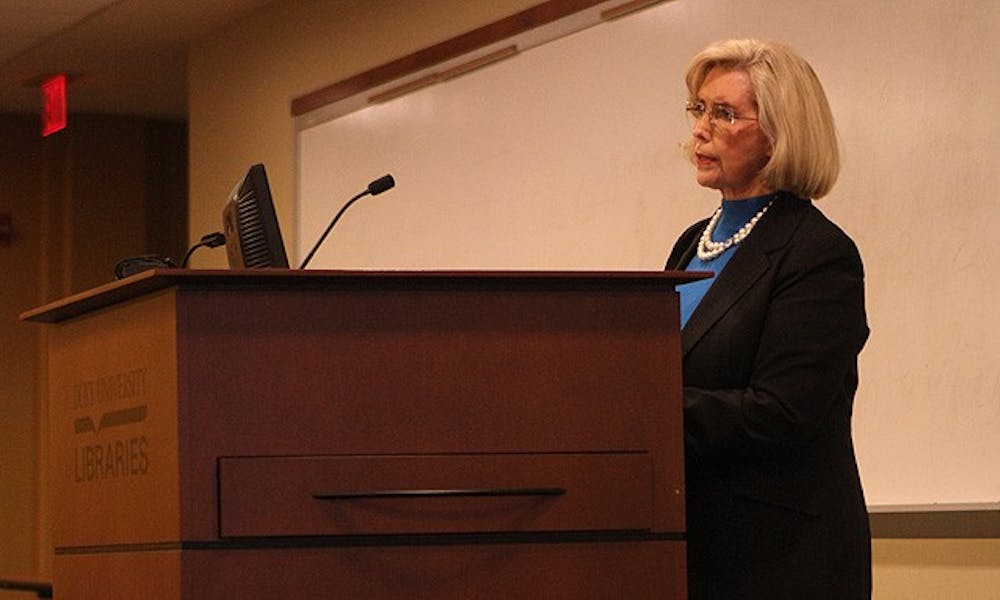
[181,231,226,268]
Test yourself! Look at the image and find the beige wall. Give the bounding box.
[186,1,1000,598]
[873,539,1000,599]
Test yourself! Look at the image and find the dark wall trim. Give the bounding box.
[290,0,607,116]
[869,504,1000,539]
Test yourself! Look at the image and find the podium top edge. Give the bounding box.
[20,268,711,324]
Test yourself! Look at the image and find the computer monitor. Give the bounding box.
[222,163,289,268]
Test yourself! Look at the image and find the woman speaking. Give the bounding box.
[666,39,871,598]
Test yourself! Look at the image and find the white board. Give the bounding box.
[297,0,1000,507]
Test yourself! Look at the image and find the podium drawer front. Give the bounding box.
[218,453,652,537]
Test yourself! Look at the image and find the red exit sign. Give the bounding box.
[41,74,67,137]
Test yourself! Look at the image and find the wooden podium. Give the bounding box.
[23,270,698,599]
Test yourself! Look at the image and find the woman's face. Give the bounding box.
[689,67,773,199]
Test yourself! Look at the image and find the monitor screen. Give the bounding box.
[222,163,289,269]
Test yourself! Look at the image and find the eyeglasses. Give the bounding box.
[685,100,758,129]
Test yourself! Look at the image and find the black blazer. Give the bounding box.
[666,193,872,599]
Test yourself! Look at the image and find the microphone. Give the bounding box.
[367,174,395,196]
[298,174,395,269]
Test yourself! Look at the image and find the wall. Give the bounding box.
[873,539,1000,599]
[0,113,187,585]
[0,115,45,592]
[186,1,1000,597]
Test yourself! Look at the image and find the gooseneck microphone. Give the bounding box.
[366,174,395,196]
[298,174,395,269]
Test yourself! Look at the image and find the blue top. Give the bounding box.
[678,194,774,328]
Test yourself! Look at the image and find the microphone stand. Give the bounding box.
[298,175,395,269]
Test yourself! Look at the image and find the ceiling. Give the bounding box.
[0,0,274,120]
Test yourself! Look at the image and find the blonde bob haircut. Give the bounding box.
[685,39,839,199]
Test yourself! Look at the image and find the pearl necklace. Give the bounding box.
[696,198,774,261]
